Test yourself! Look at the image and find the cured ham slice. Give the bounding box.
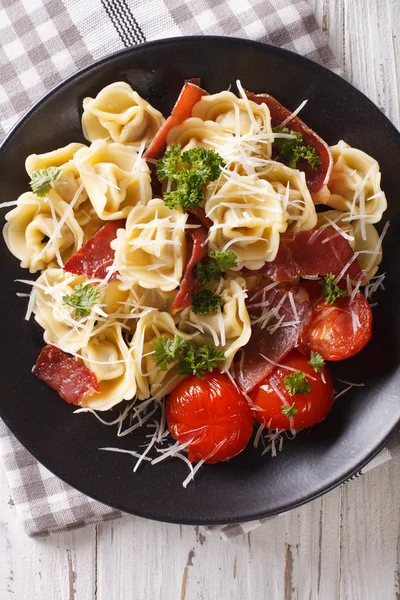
[250,229,364,282]
[144,80,208,161]
[64,219,125,280]
[235,286,312,393]
[246,92,333,193]
[171,222,208,313]
[34,345,100,405]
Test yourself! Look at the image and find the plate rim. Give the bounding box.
[1,35,400,525]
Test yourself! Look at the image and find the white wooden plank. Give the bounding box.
[0,464,96,600]
[339,459,400,600]
[96,486,341,600]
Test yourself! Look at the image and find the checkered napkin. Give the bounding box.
[0,0,378,538]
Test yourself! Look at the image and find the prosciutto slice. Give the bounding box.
[144,80,208,161]
[34,345,100,406]
[171,222,208,313]
[64,219,125,280]
[235,285,312,393]
[248,229,364,282]
[246,92,333,193]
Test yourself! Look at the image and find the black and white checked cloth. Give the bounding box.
[0,0,396,538]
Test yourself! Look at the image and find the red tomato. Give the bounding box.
[299,291,372,361]
[167,373,254,464]
[250,350,334,431]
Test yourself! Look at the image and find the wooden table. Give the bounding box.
[1,1,399,598]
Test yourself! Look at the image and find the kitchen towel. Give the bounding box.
[0,0,376,538]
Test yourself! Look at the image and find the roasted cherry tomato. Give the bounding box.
[167,373,254,463]
[299,291,372,361]
[250,350,334,430]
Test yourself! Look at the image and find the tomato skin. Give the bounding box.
[167,373,254,464]
[250,350,334,430]
[299,292,372,361]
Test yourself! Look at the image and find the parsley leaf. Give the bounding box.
[181,147,224,181]
[62,283,100,318]
[156,145,182,181]
[196,250,238,285]
[322,273,348,305]
[178,343,225,379]
[272,126,321,170]
[152,336,225,379]
[281,403,298,418]
[308,351,325,373]
[284,371,312,396]
[156,145,225,211]
[30,167,61,197]
[153,335,188,370]
[192,290,223,315]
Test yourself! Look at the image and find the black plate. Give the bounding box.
[1,36,400,525]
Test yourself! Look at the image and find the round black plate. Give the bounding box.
[1,36,400,525]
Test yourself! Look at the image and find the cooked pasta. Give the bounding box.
[178,277,251,369]
[3,192,84,272]
[204,172,288,269]
[73,140,152,220]
[112,198,187,292]
[257,162,317,231]
[320,140,387,225]
[82,81,164,149]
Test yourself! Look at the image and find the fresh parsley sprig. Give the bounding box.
[152,335,188,370]
[30,167,61,197]
[272,126,321,170]
[62,283,100,318]
[308,351,325,373]
[281,403,298,418]
[152,335,225,379]
[196,250,238,285]
[192,290,223,315]
[322,273,348,305]
[284,371,312,396]
[156,145,225,211]
[178,344,225,379]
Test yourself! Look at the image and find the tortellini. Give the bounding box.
[3,192,83,272]
[323,140,387,224]
[317,210,382,281]
[257,162,317,231]
[130,310,194,400]
[73,140,152,220]
[166,117,225,152]
[204,173,288,269]
[112,198,187,292]
[32,268,129,354]
[192,91,271,138]
[25,143,88,207]
[81,82,164,149]
[80,323,136,411]
[178,277,251,370]
[33,269,97,354]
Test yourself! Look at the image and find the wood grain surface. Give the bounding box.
[1,1,399,598]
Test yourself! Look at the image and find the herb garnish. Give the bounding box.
[272,126,321,170]
[153,335,225,379]
[192,290,223,315]
[308,351,325,373]
[156,145,225,211]
[322,273,348,305]
[196,250,238,285]
[62,283,100,318]
[30,167,61,197]
[284,371,312,396]
[281,403,298,418]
